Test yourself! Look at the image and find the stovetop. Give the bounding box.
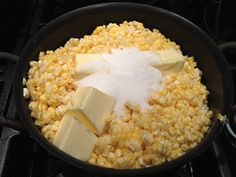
[0,0,236,177]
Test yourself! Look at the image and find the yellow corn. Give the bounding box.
[26,21,212,169]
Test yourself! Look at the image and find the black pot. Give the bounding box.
[0,2,235,177]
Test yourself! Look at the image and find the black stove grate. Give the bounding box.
[0,0,236,177]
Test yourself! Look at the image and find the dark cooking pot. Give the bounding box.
[0,2,235,177]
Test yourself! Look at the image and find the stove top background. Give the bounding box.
[1,0,236,54]
[0,0,236,177]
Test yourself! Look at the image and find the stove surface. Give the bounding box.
[0,0,236,177]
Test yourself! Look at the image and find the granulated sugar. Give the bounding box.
[77,48,165,117]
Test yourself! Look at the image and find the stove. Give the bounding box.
[0,0,236,177]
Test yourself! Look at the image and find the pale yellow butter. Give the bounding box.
[53,115,97,161]
[155,49,185,74]
[75,54,106,80]
[76,54,105,67]
[67,87,116,135]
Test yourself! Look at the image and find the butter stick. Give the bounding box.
[67,87,116,135]
[75,54,106,80]
[155,49,185,74]
[53,115,97,161]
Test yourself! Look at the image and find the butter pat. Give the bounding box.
[67,87,116,135]
[75,54,106,80]
[53,115,97,161]
[155,49,185,74]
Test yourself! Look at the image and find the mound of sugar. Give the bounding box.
[77,48,164,117]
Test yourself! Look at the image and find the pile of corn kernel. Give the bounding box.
[26,48,76,140]
[26,21,212,168]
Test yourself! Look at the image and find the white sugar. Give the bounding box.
[77,48,164,117]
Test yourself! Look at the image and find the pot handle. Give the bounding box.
[0,52,24,131]
[219,42,236,139]
[0,116,23,131]
[225,106,236,139]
